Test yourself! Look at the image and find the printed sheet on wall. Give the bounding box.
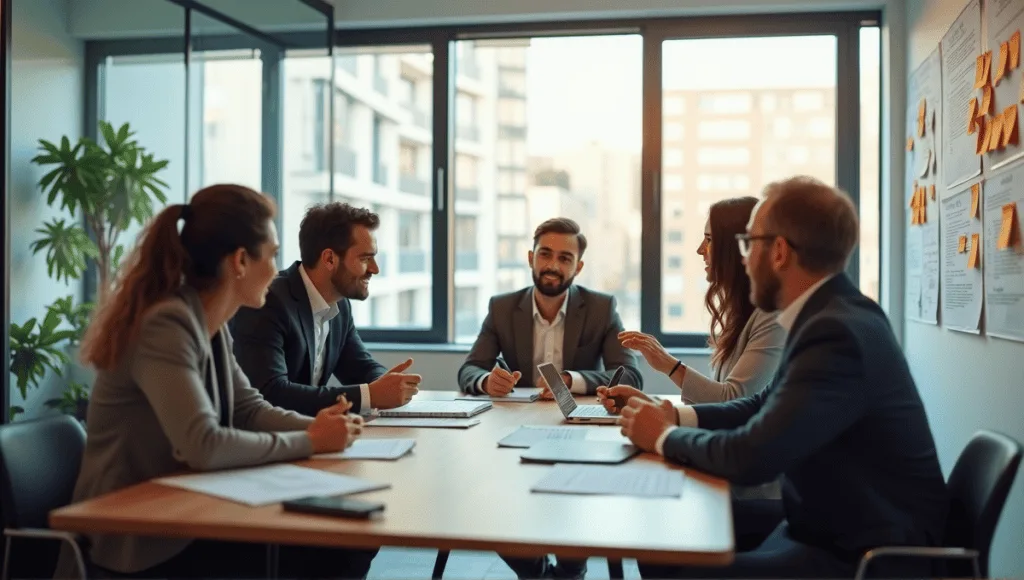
[983,162,1024,341]
[906,48,943,324]
[980,0,1024,172]
[941,180,985,333]
[941,0,984,188]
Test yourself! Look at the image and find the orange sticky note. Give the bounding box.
[1002,104,1019,147]
[997,203,1018,250]
[1011,30,1021,70]
[967,233,981,269]
[995,42,1009,85]
[918,116,926,138]
[971,183,981,218]
[920,201,927,224]
[989,111,1005,152]
[958,235,968,253]
[930,184,936,200]
[982,84,994,115]
[976,117,989,155]
[968,98,979,134]
[907,136,914,151]
[976,52,992,88]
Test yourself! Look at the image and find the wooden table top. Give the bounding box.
[50,391,733,566]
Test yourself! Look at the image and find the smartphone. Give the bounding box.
[608,366,628,410]
[282,496,385,519]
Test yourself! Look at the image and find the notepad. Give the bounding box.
[155,464,389,506]
[314,438,416,460]
[364,417,480,429]
[456,388,543,403]
[531,464,685,498]
[498,425,628,448]
[376,400,492,418]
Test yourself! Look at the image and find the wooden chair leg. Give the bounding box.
[608,558,625,579]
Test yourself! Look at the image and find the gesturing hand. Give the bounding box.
[307,396,363,453]
[596,385,649,414]
[369,358,421,409]
[618,331,678,376]
[617,397,677,453]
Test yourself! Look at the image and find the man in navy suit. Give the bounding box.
[619,176,948,578]
[231,203,421,418]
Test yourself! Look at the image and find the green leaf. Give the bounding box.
[30,219,99,283]
[9,407,24,421]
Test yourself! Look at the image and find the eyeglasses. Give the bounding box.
[735,233,798,258]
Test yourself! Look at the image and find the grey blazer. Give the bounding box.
[457,285,642,395]
[58,288,314,575]
[679,309,784,404]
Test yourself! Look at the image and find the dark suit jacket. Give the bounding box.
[457,285,642,395]
[230,262,387,416]
[662,275,948,559]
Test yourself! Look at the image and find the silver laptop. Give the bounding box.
[537,363,619,424]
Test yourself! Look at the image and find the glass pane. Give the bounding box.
[453,37,643,343]
[660,35,837,334]
[283,45,434,330]
[859,27,881,302]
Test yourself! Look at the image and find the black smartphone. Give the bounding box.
[282,496,385,519]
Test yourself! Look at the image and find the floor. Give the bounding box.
[367,547,642,580]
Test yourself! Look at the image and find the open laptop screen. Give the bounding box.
[537,363,577,417]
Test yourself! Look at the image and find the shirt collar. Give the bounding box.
[298,265,338,321]
[532,289,569,323]
[776,274,836,332]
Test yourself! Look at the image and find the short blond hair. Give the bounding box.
[761,176,859,274]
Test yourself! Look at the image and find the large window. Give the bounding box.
[86,11,880,347]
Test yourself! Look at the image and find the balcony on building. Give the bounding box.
[399,173,429,196]
[333,146,357,177]
[455,186,479,202]
[456,251,479,271]
[336,56,358,76]
[399,249,428,273]
[456,124,480,142]
[408,107,431,130]
[373,163,390,187]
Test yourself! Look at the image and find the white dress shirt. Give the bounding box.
[653,274,836,455]
[477,291,585,394]
[299,266,373,413]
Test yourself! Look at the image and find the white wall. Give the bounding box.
[9,0,84,418]
[903,1,1024,577]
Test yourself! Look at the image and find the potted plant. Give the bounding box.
[7,121,170,421]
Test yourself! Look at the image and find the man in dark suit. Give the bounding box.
[619,176,948,579]
[458,217,641,580]
[231,203,421,419]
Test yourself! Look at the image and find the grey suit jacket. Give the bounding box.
[679,309,784,404]
[457,285,642,395]
[59,287,314,575]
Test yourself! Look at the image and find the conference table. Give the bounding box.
[49,391,733,575]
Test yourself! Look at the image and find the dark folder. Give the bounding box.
[519,441,641,464]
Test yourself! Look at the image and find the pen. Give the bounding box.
[608,366,627,409]
[495,358,515,392]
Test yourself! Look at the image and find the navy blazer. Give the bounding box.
[230,262,387,416]
[662,275,948,559]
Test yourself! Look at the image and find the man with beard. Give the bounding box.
[231,202,421,419]
[457,218,641,579]
[618,176,947,579]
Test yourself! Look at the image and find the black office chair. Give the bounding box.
[855,430,1022,580]
[0,415,88,580]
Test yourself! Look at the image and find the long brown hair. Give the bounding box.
[705,196,759,369]
[81,184,276,371]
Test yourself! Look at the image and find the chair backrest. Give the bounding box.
[0,415,86,529]
[944,429,1022,577]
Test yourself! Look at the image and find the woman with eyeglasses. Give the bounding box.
[600,196,784,409]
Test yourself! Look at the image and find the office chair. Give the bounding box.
[0,415,88,580]
[855,430,1022,580]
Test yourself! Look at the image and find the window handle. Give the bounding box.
[436,167,445,212]
[652,170,660,215]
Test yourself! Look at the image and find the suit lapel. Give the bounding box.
[562,286,584,370]
[512,289,534,383]
[286,263,318,383]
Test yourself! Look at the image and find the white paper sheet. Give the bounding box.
[906,47,943,324]
[364,417,481,429]
[941,0,983,188]
[498,425,628,448]
[154,464,390,506]
[983,0,1024,171]
[941,181,985,333]
[314,438,416,460]
[983,163,1024,341]
[455,388,543,403]
[531,464,685,498]
[376,400,491,418]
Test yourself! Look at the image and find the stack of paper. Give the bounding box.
[155,464,390,506]
[456,387,543,403]
[498,425,627,448]
[376,400,492,418]
[531,464,685,498]
[365,417,480,429]
[314,438,416,460]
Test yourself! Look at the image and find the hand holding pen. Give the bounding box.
[483,358,520,397]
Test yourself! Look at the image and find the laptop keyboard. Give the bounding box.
[572,405,612,417]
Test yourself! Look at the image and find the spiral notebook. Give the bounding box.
[375,400,492,419]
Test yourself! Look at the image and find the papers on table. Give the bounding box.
[365,417,480,429]
[314,438,416,460]
[376,400,492,418]
[455,388,543,403]
[498,425,628,448]
[154,464,390,506]
[531,464,685,498]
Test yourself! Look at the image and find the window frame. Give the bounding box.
[81,9,879,347]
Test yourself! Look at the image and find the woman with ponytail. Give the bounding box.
[59,184,373,578]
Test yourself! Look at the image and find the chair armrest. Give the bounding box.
[3,528,88,579]
[855,546,980,580]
